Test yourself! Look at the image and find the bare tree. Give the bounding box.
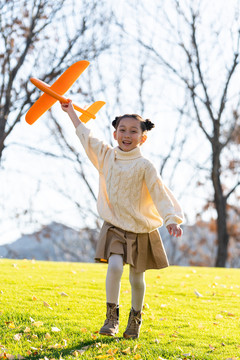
[0,0,111,162]
[115,0,240,267]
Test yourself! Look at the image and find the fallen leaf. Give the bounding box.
[7,323,15,329]
[80,328,87,333]
[122,347,131,354]
[134,355,142,359]
[63,339,67,347]
[48,344,63,349]
[209,344,215,351]
[107,348,118,355]
[43,301,53,310]
[51,327,60,332]
[24,327,31,333]
[32,296,37,301]
[73,350,83,356]
[45,333,51,339]
[13,334,22,341]
[60,292,69,297]
[215,314,223,319]
[32,321,43,327]
[133,344,141,352]
[194,289,203,297]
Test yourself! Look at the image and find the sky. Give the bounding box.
[0,0,239,246]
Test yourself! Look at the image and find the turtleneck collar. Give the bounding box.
[114,146,142,160]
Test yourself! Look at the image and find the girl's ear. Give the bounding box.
[113,130,117,140]
[141,134,147,144]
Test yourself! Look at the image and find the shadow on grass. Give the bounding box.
[22,335,129,359]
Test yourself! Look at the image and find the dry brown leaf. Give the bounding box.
[48,344,63,349]
[80,328,87,333]
[122,347,131,354]
[107,348,118,355]
[32,296,37,301]
[209,345,215,351]
[72,350,82,356]
[45,333,51,339]
[32,321,43,327]
[24,327,31,333]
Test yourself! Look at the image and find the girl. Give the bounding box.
[61,101,183,339]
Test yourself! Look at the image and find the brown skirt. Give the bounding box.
[95,222,169,273]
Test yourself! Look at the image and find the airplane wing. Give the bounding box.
[25,60,90,125]
[79,101,106,123]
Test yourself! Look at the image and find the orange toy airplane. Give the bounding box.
[25,60,105,125]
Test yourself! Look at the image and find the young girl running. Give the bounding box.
[61,101,183,339]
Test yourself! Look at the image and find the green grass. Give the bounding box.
[0,259,240,360]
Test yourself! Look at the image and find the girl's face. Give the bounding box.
[113,117,146,152]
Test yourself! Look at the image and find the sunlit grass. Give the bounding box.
[0,259,240,359]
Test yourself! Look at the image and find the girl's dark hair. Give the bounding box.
[112,114,155,132]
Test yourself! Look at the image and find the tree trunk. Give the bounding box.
[212,147,229,267]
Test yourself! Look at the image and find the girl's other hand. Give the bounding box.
[166,224,183,238]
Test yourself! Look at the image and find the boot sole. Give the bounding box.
[123,333,138,339]
[99,331,118,337]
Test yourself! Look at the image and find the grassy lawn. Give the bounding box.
[0,258,239,360]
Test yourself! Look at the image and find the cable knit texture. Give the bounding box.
[76,122,184,233]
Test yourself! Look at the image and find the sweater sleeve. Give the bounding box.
[144,161,184,227]
[75,122,112,171]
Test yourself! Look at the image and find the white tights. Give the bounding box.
[106,254,146,311]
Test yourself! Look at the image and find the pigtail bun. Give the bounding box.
[144,119,155,131]
[112,116,119,129]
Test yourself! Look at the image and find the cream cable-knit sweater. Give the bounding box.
[76,122,183,233]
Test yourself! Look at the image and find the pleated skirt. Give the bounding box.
[95,221,169,273]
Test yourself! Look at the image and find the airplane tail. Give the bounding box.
[79,101,105,123]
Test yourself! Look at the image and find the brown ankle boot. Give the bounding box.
[123,308,142,339]
[99,303,119,336]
